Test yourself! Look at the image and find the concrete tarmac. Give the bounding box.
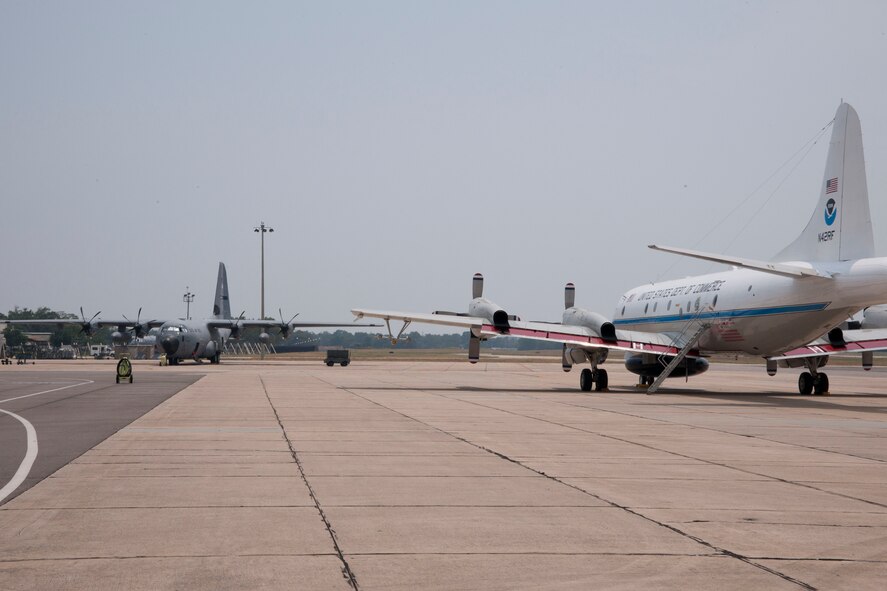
[0,359,885,590]
[0,369,200,503]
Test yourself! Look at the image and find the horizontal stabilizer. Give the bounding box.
[648,245,832,279]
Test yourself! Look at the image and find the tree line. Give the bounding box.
[1,307,113,347]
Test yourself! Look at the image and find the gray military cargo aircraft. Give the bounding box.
[9,262,372,365]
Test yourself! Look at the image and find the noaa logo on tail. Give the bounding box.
[824,198,837,226]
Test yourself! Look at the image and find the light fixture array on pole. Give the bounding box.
[183,288,195,320]
[253,222,274,320]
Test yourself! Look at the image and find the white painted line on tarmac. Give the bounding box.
[0,379,94,405]
[0,380,94,504]
[0,408,38,504]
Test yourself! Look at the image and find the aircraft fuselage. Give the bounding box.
[157,321,228,364]
[614,257,887,357]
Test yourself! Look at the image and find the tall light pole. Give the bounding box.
[254,222,274,320]
[183,288,194,320]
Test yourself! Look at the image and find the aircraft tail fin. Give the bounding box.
[773,103,874,263]
[213,262,231,319]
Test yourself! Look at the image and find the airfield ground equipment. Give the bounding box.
[116,357,133,383]
[324,349,350,367]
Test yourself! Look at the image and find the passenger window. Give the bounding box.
[695,297,700,311]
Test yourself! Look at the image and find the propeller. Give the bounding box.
[473,273,484,299]
[230,311,246,338]
[565,283,576,309]
[122,307,156,338]
[277,308,300,338]
[79,307,101,335]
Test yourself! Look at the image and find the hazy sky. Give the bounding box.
[2,1,887,331]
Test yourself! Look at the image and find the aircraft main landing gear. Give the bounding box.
[798,363,829,395]
[579,368,609,392]
[798,357,829,396]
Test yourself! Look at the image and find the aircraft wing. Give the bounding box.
[206,319,378,331]
[4,318,165,330]
[481,319,687,356]
[353,309,688,356]
[771,328,887,360]
[352,309,487,329]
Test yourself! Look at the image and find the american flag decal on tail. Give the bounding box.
[826,177,838,194]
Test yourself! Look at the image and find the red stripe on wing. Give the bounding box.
[482,324,685,356]
[781,338,887,357]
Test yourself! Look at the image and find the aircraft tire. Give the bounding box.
[798,372,814,395]
[579,368,593,392]
[594,369,608,391]
[814,373,829,395]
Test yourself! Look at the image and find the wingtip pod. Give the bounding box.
[773,102,873,263]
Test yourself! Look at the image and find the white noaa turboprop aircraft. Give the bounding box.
[9,262,372,365]
[355,103,887,395]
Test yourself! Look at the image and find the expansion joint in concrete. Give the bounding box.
[259,376,360,591]
[337,383,817,591]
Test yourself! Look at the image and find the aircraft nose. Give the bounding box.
[161,336,179,355]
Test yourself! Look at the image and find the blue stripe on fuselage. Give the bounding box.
[613,302,829,326]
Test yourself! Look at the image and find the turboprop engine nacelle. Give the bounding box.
[862,305,887,329]
[464,273,520,364]
[468,299,514,332]
[562,307,617,341]
[205,340,217,359]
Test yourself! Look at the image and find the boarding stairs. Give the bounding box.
[647,318,710,395]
